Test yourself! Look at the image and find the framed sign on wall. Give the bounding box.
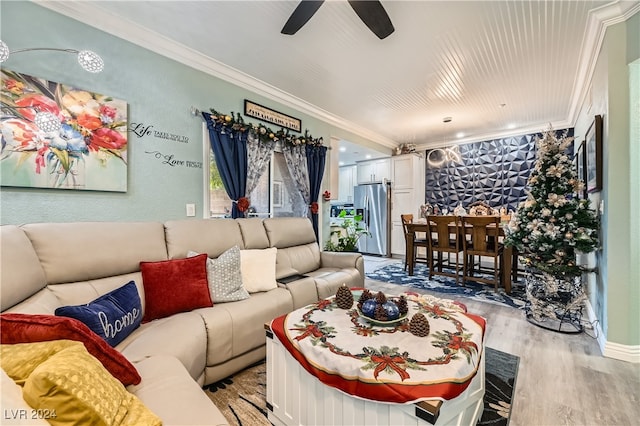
[244,100,301,132]
[585,115,603,193]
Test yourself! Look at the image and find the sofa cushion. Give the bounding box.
[140,254,212,322]
[21,222,168,285]
[306,268,362,300]
[198,288,292,362]
[0,313,140,386]
[263,217,317,247]
[236,217,270,248]
[276,243,322,275]
[188,247,249,303]
[2,340,161,426]
[55,281,142,347]
[164,219,244,259]
[240,248,278,293]
[128,355,227,426]
[117,311,207,383]
[0,225,48,312]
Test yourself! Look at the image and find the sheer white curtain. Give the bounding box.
[282,144,310,216]
[246,131,276,194]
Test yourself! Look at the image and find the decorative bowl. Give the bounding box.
[356,307,408,326]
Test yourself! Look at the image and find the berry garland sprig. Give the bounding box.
[207,108,324,146]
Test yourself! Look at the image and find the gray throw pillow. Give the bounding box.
[187,246,249,303]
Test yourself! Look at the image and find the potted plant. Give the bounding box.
[324,210,370,252]
[505,128,599,332]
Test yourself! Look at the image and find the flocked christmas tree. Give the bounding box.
[505,128,599,330]
[505,128,599,276]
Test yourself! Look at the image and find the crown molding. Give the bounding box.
[569,1,640,128]
[33,0,398,149]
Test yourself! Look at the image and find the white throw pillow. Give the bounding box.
[240,248,278,293]
[187,246,250,303]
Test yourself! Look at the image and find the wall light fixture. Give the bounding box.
[0,39,104,73]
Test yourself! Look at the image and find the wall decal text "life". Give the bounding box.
[130,122,189,143]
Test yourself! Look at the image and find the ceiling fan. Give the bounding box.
[281,0,395,40]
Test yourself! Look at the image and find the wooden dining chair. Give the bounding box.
[426,215,463,284]
[401,214,428,271]
[461,215,503,290]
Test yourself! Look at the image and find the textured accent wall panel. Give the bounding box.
[424,130,572,212]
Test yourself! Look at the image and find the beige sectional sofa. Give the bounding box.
[0,217,364,425]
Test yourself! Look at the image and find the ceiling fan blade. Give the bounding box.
[281,0,325,35]
[348,0,395,39]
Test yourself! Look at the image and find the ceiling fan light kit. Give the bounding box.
[282,0,394,40]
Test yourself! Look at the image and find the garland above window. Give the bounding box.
[206,108,324,146]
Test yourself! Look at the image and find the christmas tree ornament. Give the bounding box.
[382,301,400,320]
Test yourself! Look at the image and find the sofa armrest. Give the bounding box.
[320,252,364,277]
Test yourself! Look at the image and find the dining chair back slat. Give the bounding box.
[426,215,462,284]
[461,215,502,290]
[401,214,428,271]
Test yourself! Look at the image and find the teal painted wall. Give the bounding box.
[0,2,388,230]
[575,11,639,348]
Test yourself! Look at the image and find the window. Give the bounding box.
[209,155,231,216]
[206,145,303,218]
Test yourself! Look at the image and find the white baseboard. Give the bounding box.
[585,299,640,363]
[603,341,640,363]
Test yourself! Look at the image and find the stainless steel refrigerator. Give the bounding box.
[354,182,391,256]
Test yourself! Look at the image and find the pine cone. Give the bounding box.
[335,284,354,309]
[359,289,372,303]
[375,291,387,304]
[396,296,409,316]
[358,289,372,310]
[409,313,430,337]
[374,304,388,321]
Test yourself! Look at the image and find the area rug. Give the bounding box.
[366,262,527,310]
[205,348,519,426]
[479,347,520,426]
[205,361,268,426]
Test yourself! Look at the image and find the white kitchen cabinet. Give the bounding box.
[390,153,425,257]
[356,158,390,184]
[338,165,356,203]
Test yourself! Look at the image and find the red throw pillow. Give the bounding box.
[0,313,141,386]
[140,254,212,323]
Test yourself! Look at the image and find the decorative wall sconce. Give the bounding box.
[1,106,62,133]
[0,39,104,73]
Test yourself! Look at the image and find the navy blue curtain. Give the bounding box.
[306,145,327,240]
[202,112,247,218]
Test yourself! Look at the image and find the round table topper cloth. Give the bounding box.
[270,291,486,404]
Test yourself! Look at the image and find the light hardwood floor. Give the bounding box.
[363,256,640,426]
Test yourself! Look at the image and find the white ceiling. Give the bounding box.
[39,0,639,165]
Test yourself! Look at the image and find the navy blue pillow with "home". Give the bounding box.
[55,281,142,347]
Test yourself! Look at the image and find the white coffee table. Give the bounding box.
[265,293,485,426]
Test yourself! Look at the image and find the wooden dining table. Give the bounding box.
[405,219,514,294]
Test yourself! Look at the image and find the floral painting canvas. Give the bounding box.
[1,70,127,192]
